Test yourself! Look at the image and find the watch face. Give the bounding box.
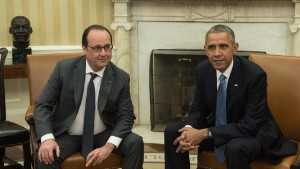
[208,129,212,138]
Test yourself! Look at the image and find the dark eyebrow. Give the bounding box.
[219,44,229,47]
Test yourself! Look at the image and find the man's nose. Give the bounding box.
[214,47,221,56]
[98,48,107,55]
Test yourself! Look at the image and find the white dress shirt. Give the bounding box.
[216,59,234,88]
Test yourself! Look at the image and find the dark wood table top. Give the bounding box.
[4,58,27,79]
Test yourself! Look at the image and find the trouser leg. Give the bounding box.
[112,132,144,169]
[94,130,144,169]
[35,132,82,169]
[225,137,263,169]
[164,122,190,169]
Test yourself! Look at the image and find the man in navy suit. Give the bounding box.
[34,25,144,169]
[164,24,297,169]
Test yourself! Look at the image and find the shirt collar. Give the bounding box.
[85,60,106,78]
[216,58,234,79]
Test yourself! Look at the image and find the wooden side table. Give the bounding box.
[4,58,27,79]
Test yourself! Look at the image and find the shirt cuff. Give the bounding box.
[185,125,193,128]
[41,133,55,143]
[107,136,122,148]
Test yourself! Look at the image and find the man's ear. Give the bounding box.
[234,42,239,52]
[9,27,12,34]
[29,27,33,34]
[82,45,87,52]
[204,44,209,56]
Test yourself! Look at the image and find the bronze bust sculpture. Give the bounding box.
[9,16,33,49]
[9,16,33,64]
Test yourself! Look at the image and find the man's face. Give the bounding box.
[82,29,112,72]
[10,18,32,42]
[204,32,238,72]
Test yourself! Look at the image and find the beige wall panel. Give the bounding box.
[53,0,62,45]
[0,1,9,46]
[28,0,39,45]
[74,0,83,44]
[1,0,114,46]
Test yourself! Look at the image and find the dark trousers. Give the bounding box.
[36,129,144,169]
[164,122,263,169]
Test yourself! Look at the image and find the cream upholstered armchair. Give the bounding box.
[25,52,123,169]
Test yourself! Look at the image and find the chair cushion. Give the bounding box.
[198,141,300,169]
[0,121,30,146]
[61,152,123,169]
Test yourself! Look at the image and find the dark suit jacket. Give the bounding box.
[185,56,297,161]
[34,55,135,142]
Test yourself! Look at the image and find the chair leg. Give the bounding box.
[0,148,4,167]
[22,143,31,169]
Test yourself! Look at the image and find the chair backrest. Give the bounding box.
[27,52,84,105]
[0,48,8,121]
[249,53,300,141]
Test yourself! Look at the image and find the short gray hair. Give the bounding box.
[205,24,235,43]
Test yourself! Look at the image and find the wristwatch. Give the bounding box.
[207,128,212,139]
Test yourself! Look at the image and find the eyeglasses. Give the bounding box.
[87,44,113,53]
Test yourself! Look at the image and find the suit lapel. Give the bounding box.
[98,63,113,114]
[74,57,86,112]
[227,56,242,112]
[205,66,217,108]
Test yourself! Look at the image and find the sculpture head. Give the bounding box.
[9,16,33,49]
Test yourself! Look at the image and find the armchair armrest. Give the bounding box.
[25,105,39,169]
[291,154,300,169]
[25,105,35,126]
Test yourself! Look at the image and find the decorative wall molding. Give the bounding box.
[129,0,292,3]
[185,4,234,21]
[113,0,132,2]
[289,23,300,33]
[111,22,135,31]
[5,46,82,59]
[129,1,294,23]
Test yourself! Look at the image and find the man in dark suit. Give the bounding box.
[34,24,144,169]
[164,24,297,169]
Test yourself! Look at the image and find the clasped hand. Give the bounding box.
[173,127,208,153]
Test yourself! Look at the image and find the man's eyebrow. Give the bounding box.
[219,43,229,46]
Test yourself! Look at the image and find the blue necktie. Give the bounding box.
[214,74,227,162]
[82,73,97,159]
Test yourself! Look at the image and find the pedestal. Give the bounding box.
[12,47,32,64]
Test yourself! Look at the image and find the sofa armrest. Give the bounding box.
[291,154,300,169]
[25,105,35,126]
